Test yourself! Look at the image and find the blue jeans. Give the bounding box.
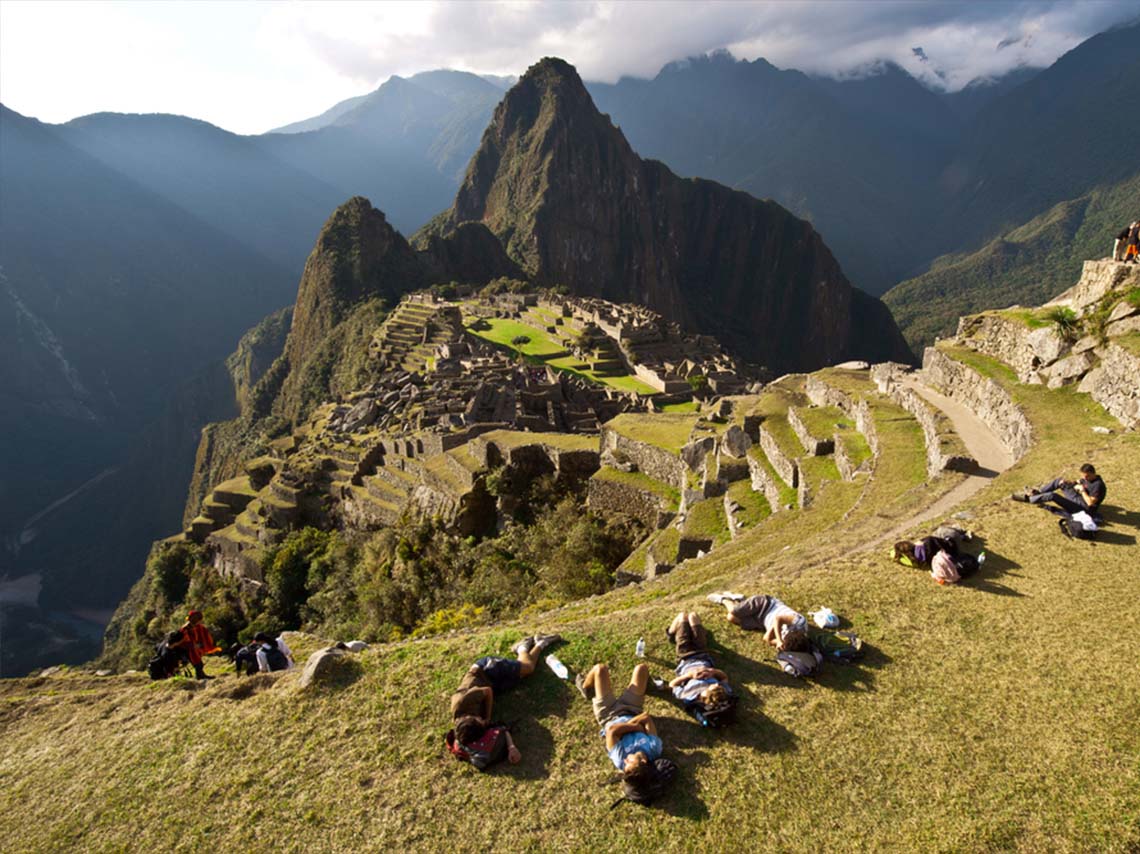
[1028,478,1089,514]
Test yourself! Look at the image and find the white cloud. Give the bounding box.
[1,0,1136,133]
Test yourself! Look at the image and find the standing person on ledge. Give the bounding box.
[174,610,220,680]
[1113,223,1133,262]
[1012,463,1106,516]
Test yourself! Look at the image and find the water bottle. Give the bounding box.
[635,637,645,658]
[545,654,568,680]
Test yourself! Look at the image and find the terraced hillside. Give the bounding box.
[2,266,1138,852]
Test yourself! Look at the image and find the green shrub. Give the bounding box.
[1044,306,1079,342]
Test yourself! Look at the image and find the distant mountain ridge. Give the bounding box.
[418,58,912,371]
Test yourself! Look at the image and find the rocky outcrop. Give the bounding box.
[1077,342,1140,429]
[420,57,912,373]
[1045,260,1140,315]
[922,348,1033,461]
[416,220,523,285]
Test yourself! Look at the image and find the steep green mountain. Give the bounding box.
[0,106,295,675]
[587,53,960,294]
[884,172,1140,353]
[932,22,1140,259]
[422,57,912,371]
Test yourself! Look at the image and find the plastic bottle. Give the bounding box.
[635,637,646,658]
[545,654,568,680]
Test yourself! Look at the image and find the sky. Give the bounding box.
[1,0,1136,135]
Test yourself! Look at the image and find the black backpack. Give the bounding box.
[687,692,738,728]
[261,643,289,672]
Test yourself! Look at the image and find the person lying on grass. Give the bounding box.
[576,662,663,799]
[449,633,560,762]
[666,611,736,727]
[890,525,972,568]
[1011,463,1106,517]
[708,592,810,653]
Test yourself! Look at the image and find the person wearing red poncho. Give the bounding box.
[175,609,220,679]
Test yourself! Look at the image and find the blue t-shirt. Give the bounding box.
[602,715,663,770]
[672,655,719,703]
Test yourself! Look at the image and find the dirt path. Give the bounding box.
[861,377,1016,549]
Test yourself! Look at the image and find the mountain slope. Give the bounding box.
[424,57,912,371]
[885,172,1140,352]
[933,21,1140,258]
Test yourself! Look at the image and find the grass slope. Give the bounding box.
[2,357,1138,852]
[884,172,1140,355]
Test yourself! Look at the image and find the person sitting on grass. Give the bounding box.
[173,609,221,680]
[576,662,663,801]
[254,632,294,673]
[708,592,810,653]
[666,611,736,727]
[449,633,561,762]
[1012,464,1106,517]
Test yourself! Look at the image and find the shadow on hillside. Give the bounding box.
[706,639,810,693]
[489,668,572,780]
[1099,505,1140,529]
[1091,530,1136,546]
[812,644,893,694]
[959,538,1026,597]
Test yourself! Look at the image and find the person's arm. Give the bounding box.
[479,686,493,723]
[605,715,651,750]
[768,614,797,649]
[638,714,657,738]
[669,674,690,688]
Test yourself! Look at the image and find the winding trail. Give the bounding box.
[861,376,1017,549]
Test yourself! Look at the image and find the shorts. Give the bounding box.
[593,684,645,728]
[473,656,522,694]
[673,621,709,660]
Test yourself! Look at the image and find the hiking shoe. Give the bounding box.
[531,634,562,655]
[1010,493,1029,503]
[574,672,590,700]
[514,636,536,655]
[1058,519,1073,539]
[706,593,725,605]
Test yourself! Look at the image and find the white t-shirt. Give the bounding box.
[256,636,295,672]
[764,598,807,637]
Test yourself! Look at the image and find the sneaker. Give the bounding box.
[1011,493,1029,503]
[514,636,536,655]
[706,593,725,605]
[1058,519,1073,539]
[574,672,590,700]
[531,634,562,655]
[650,677,668,693]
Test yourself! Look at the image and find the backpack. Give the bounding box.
[261,643,289,672]
[809,628,864,663]
[688,692,738,728]
[445,724,510,771]
[147,655,168,681]
[608,757,679,809]
[777,649,822,677]
[931,550,960,584]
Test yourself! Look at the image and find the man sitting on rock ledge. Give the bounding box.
[1012,463,1106,517]
[449,633,561,760]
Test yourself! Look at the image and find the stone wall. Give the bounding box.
[804,375,880,457]
[1077,342,1140,429]
[787,407,833,456]
[922,348,1033,461]
[1046,260,1140,315]
[757,426,797,486]
[747,452,785,512]
[883,384,977,477]
[600,427,687,488]
[588,476,670,530]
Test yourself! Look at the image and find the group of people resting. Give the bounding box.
[1011,463,1106,539]
[1113,221,1140,263]
[446,594,823,805]
[149,609,295,680]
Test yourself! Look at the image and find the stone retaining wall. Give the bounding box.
[587,476,671,530]
[600,427,687,488]
[757,426,797,486]
[804,376,880,457]
[787,407,833,456]
[1077,342,1140,429]
[747,452,785,512]
[922,348,1033,461]
[885,385,977,477]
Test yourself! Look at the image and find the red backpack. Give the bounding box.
[444,725,510,771]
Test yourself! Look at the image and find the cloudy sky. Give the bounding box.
[1,0,1135,135]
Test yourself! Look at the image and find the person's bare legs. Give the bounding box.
[516,647,538,678]
[667,612,687,637]
[720,600,740,624]
[581,663,612,699]
[629,662,649,698]
[687,612,707,647]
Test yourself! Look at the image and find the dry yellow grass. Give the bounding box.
[1,351,1137,852]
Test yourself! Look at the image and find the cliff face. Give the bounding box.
[427,57,912,371]
[276,198,426,424]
